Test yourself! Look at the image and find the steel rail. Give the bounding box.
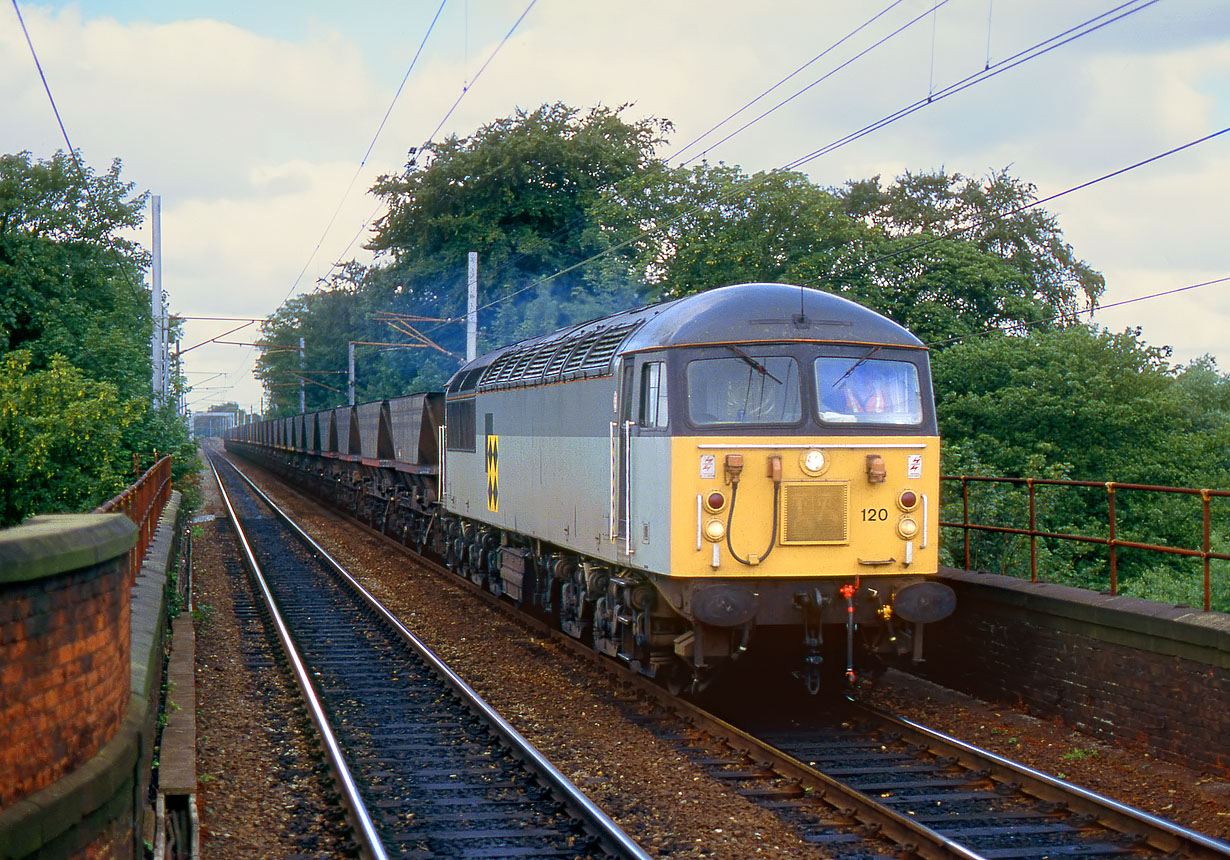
[208,456,388,860]
[610,658,1230,860]
[579,649,993,860]
[220,453,654,860]
[863,703,1230,859]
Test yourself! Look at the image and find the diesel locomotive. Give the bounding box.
[225,282,956,693]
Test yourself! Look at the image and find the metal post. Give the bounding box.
[962,477,970,570]
[299,336,306,413]
[467,251,478,363]
[348,341,356,406]
[150,195,163,404]
[1107,483,1118,595]
[1202,489,1212,611]
[1028,478,1037,583]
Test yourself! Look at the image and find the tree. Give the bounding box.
[932,326,1230,597]
[593,162,1093,346]
[368,103,668,335]
[0,150,196,522]
[369,103,670,286]
[0,151,152,394]
[591,162,858,298]
[0,352,137,524]
[837,169,1105,331]
[259,104,671,411]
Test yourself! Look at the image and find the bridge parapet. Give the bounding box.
[928,567,1230,774]
[0,493,180,859]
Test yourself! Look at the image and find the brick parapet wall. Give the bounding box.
[0,517,136,808]
[924,567,1230,774]
[0,493,181,860]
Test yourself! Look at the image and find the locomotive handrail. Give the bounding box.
[95,454,174,584]
[941,475,1230,611]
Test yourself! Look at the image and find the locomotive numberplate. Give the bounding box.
[779,481,848,545]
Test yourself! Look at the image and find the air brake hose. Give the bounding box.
[726,479,780,566]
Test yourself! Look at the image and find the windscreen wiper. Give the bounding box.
[725,344,782,384]
[830,345,882,388]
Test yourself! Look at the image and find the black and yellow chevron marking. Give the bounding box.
[486,435,499,512]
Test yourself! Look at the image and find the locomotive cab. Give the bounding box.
[606,285,956,692]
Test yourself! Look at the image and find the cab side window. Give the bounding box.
[638,361,669,429]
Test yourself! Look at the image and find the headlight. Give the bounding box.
[800,449,826,476]
[896,517,919,540]
[704,520,726,542]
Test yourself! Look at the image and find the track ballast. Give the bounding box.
[209,452,649,860]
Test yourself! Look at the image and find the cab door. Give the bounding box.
[612,359,636,557]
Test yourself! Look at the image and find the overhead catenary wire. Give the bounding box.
[353,0,1161,335]
[926,275,1230,351]
[784,0,1161,171]
[252,0,539,405]
[313,0,539,285]
[832,125,1230,292]
[359,0,944,305]
[279,0,450,308]
[666,0,915,165]
[343,0,947,340]
[11,0,193,407]
[11,0,83,177]
[679,0,949,167]
[243,0,539,403]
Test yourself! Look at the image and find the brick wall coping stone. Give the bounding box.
[0,492,180,859]
[939,566,1230,667]
[158,616,196,795]
[0,514,137,583]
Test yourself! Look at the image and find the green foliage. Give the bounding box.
[369,102,670,280]
[260,104,670,411]
[934,328,1230,597]
[0,351,137,523]
[0,152,152,391]
[934,327,1187,481]
[592,162,857,297]
[594,164,1102,348]
[1119,560,1230,613]
[0,150,198,523]
[838,169,1105,328]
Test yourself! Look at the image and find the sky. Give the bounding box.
[3,0,1227,413]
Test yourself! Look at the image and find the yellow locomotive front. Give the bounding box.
[615,285,955,693]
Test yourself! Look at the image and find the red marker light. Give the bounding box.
[706,491,726,512]
[898,490,918,511]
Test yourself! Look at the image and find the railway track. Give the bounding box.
[208,452,651,860]
[223,449,1230,860]
[624,687,1230,860]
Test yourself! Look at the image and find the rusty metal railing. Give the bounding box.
[942,475,1230,611]
[96,455,174,583]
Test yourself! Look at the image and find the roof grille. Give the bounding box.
[580,323,638,373]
